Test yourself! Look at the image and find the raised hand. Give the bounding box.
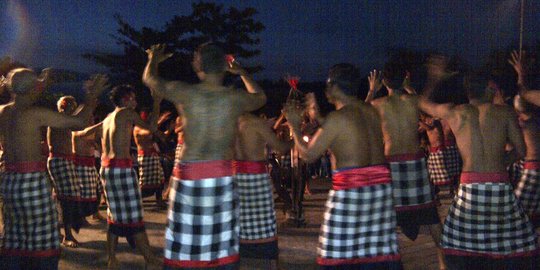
[368,69,383,93]
[508,50,525,76]
[146,44,173,64]
[226,60,247,76]
[84,74,110,97]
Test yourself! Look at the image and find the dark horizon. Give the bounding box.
[1,0,539,82]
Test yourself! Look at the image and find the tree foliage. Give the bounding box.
[84,2,265,88]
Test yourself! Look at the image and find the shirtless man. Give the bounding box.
[367,63,445,269]
[100,85,162,269]
[0,69,106,270]
[440,120,461,191]
[48,95,93,247]
[134,109,166,208]
[509,51,540,227]
[143,43,266,270]
[234,113,292,269]
[285,63,402,269]
[419,114,452,187]
[72,120,104,220]
[420,56,538,270]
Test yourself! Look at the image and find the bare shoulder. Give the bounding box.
[370,96,388,107]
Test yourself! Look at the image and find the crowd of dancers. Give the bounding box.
[0,43,540,270]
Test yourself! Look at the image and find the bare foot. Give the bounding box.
[62,238,79,248]
[107,257,120,270]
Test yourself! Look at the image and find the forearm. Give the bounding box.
[520,90,540,107]
[365,90,375,103]
[143,58,163,95]
[240,73,262,94]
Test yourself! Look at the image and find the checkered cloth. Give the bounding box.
[441,172,538,257]
[280,153,291,168]
[164,160,240,269]
[0,163,60,257]
[515,161,540,223]
[234,161,277,242]
[137,152,165,190]
[317,165,401,267]
[47,155,81,200]
[74,156,100,217]
[509,159,525,187]
[174,141,183,166]
[100,159,144,236]
[387,153,435,209]
[443,144,462,180]
[427,146,452,186]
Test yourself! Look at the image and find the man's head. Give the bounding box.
[325,63,361,102]
[465,74,495,102]
[57,96,77,114]
[192,42,226,79]
[382,62,406,90]
[5,68,38,95]
[109,84,137,109]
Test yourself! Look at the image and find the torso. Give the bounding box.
[133,127,155,152]
[519,114,540,161]
[373,94,422,156]
[72,133,96,157]
[235,114,267,161]
[101,108,134,159]
[48,127,73,155]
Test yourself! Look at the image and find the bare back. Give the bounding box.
[0,103,83,163]
[101,108,137,159]
[48,127,73,155]
[316,103,385,169]
[372,94,421,155]
[176,86,255,161]
[235,114,290,161]
[72,133,97,157]
[519,114,540,161]
[446,103,524,172]
[133,127,154,152]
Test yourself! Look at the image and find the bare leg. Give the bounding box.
[62,223,79,248]
[106,231,119,269]
[427,223,446,270]
[133,232,162,268]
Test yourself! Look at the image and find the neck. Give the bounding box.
[334,97,355,110]
[202,73,224,86]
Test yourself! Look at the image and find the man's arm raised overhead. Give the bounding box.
[143,44,192,104]
[227,61,266,112]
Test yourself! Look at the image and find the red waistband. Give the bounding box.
[0,248,61,258]
[177,137,184,144]
[523,161,540,170]
[172,160,233,180]
[101,158,133,168]
[233,160,267,174]
[317,254,401,266]
[386,152,424,162]
[429,145,445,153]
[49,152,74,160]
[164,254,239,268]
[5,161,47,173]
[460,172,508,184]
[73,155,96,166]
[332,165,391,190]
[137,149,158,156]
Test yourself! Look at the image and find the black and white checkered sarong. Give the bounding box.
[235,165,276,241]
[174,141,183,166]
[515,162,540,224]
[164,161,239,268]
[442,172,538,257]
[387,154,434,208]
[137,154,165,189]
[443,144,462,179]
[0,167,60,257]
[47,156,81,200]
[75,156,100,217]
[509,159,525,187]
[427,146,452,186]
[317,165,401,267]
[100,162,144,236]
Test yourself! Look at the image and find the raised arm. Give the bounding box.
[284,102,337,163]
[73,74,109,119]
[228,61,266,111]
[143,44,191,104]
[508,50,540,107]
[305,92,325,125]
[365,69,383,103]
[72,122,102,137]
[506,109,526,158]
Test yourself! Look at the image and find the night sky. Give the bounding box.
[1,0,539,81]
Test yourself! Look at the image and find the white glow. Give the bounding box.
[303,136,309,142]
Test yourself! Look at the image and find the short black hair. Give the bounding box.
[382,62,406,90]
[194,42,226,74]
[465,74,490,101]
[109,84,135,107]
[327,63,361,97]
